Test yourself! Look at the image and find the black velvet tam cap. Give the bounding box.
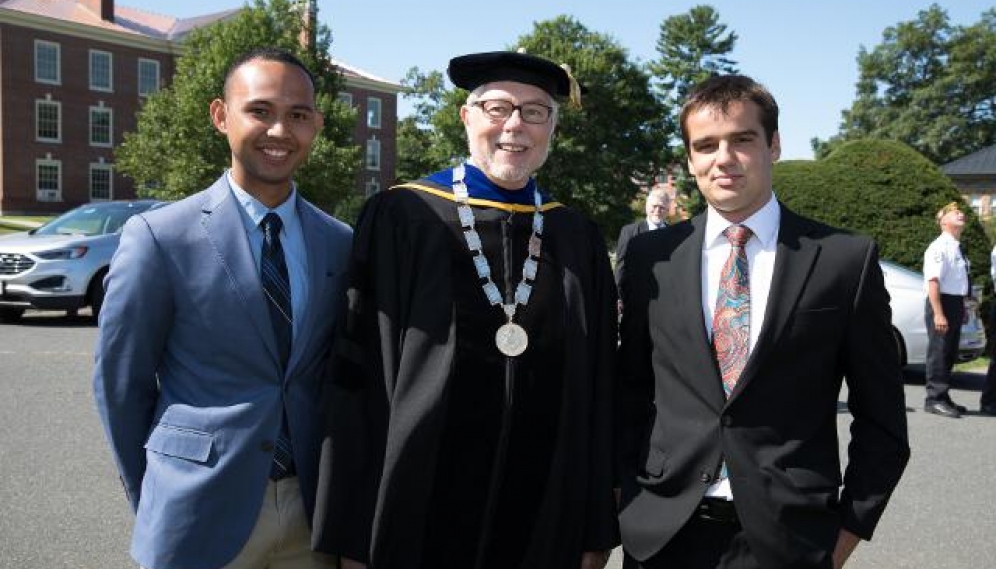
[448,51,573,99]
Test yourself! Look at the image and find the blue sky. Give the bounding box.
[123,0,993,160]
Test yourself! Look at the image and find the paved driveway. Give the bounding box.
[1,310,994,568]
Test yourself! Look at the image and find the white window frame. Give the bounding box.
[35,99,62,143]
[34,40,61,85]
[365,138,381,171]
[365,178,381,196]
[338,92,353,107]
[89,105,113,147]
[36,158,62,202]
[89,163,114,201]
[367,96,382,128]
[137,58,161,96]
[89,49,113,92]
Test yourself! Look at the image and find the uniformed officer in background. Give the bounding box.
[922,202,971,418]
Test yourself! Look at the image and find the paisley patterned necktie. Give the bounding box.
[713,224,753,398]
[712,224,752,484]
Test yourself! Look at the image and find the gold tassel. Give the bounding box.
[560,63,582,110]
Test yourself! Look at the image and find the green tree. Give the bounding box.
[394,68,461,182]
[775,139,989,281]
[649,5,738,214]
[516,16,669,236]
[116,0,359,212]
[813,5,996,164]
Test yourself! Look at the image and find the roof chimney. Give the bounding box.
[79,0,115,22]
[299,0,317,54]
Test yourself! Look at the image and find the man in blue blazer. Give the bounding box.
[93,47,351,569]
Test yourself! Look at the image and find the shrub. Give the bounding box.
[774,139,990,283]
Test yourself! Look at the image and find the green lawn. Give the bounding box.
[0,215,50,234]
[955,356,989,372]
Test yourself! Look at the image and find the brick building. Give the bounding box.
[943,144,996,219]
[0,0,399,214]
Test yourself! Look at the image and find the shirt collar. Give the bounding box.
[226,171,299,230]
[939,231,960,245]
[704,192,780,249]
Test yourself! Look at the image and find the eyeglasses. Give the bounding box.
[471,99,554,125]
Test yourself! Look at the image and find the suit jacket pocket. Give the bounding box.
[785,466,842,490]
[145,424,214,463]
[637,446,667,483]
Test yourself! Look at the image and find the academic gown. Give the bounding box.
[312,167,619,569]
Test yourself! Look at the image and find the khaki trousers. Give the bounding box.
[219,477,336,569]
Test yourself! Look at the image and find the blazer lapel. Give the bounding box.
[285,199,327,376]
[666,216,727,407]
[200,178,281,367]
[728,205,820,402]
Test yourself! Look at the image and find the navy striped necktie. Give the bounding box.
[260,212,294,480]
[260,213,292,367]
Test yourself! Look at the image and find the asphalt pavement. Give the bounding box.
[1,310,994,568]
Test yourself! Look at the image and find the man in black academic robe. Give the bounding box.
[312,51,619,569]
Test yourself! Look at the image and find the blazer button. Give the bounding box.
[260,441,274,453]
[700,471,712,483]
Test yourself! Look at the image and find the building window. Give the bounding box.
[36,99,61,142]
[90,164,114,201]
[89,50,113,92]
[338,92,353,107]
[367,97,382,128]
[36,159,62,202]
[365,138,381,171]
[365,178,381,196]
[34,40,60,85]
[971,195,983,216]
[89,105,113,146]
[138,58,160,96]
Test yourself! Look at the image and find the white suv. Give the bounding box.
[0,200,161,322]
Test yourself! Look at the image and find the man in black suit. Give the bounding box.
[616,75,910,569]
[615,188,671,284]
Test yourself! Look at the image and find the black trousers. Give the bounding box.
[925,295,964,403]
[625,502,756,569]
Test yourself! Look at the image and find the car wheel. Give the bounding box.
[892,327,907,367]
[0,307,25,323]
[88,270,107,322]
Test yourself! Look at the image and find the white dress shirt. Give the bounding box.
[922,232,969,296]
[701,192,781,499]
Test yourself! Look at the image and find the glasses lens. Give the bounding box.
[481,100,513,119]
[520,103,550,124]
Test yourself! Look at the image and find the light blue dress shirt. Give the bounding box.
[227,172,309,341]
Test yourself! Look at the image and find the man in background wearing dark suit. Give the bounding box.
[615,188,671,284]
[616,74,909,569]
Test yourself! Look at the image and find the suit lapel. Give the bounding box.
[728,205,820,403]
[200,178,281,367]
[285,199,327,376]
[667,216,727,407]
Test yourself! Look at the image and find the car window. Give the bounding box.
[34,203,155,237]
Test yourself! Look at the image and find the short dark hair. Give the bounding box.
[679,74,779,149]
[223,47,317,97]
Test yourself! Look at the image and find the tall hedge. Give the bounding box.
[773,139,990,284]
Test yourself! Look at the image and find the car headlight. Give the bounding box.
[36,246,88,260]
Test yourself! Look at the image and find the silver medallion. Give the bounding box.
[495,322,529,357]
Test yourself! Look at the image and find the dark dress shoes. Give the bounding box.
[980,404,996,416]
[925,400,962,418]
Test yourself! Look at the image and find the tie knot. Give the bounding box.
[724,224,752,248]
[261,212,283,238]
